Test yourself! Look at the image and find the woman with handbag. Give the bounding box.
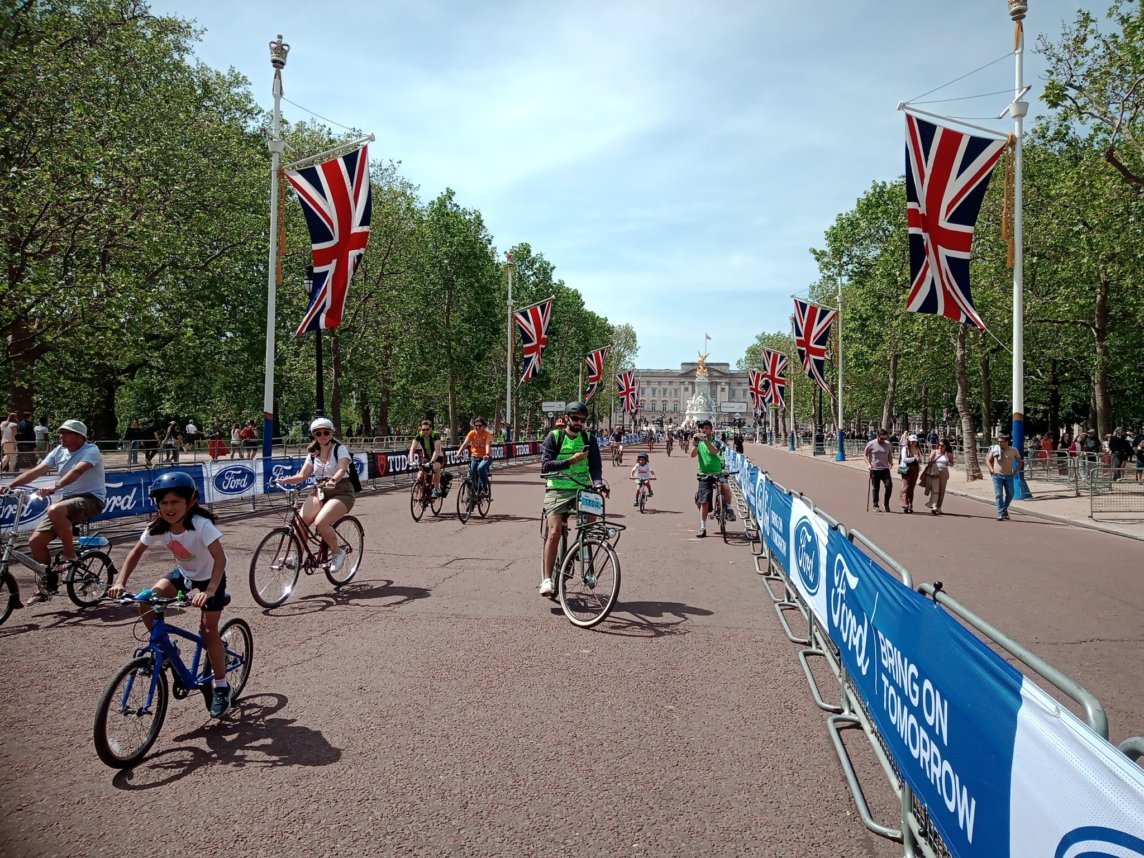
[924,439,955,515]
[898,434,922,513]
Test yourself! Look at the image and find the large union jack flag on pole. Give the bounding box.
[748,368,770,410]
[905,114,1007,331]
[513,297,553,383]
[761,349,788,408]
[793,297,838,392]
[616,370,637,413]
[287,144,372,335]
[584,347,609,401]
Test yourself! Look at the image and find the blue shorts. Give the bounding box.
[161,569,229,612]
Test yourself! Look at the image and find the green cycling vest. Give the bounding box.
[547,430,589,490]
[696,438,724,475]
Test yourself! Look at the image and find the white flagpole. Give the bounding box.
[1009,0,1032,500]
[789,314,796,451]
[505,253,514,442]
[835,264,846,461]
[262,36,289,459]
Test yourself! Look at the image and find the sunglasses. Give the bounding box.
[566,415,585,423]
[421,426,432,431]
[474,423,486,428]
[313,429,331,437]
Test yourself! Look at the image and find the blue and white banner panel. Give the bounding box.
[203,460,261,505]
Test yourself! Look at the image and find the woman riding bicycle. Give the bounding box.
[458,416,493,496]
[276,418,354,573]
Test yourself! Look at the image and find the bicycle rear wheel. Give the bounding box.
[558,537,621,629]
[456,479,473,523]
[93,656,167,769]
[0,570,17,625]
[410,480,426,521]
[248,528,302,608]
[66,550,115,608]
[476,484,491,518]
[713,493,727,540]
[430,490,443,516]
[325,516,364,586]
[219,618,253,700]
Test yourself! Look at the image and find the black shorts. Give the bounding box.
[161,570,229,612]
[694,474,726,506]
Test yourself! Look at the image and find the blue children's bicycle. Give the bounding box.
[93,592,253,768]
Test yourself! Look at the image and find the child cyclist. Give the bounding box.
[630,451,656,506]
[108,471,232,717]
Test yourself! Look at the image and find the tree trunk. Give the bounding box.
[359,397,372,437]
[979,335,992,441]
[1092,273,1112,440]
[330,333,343,432]
[880,350,898,431]
[955,326,982,480]
[4,316,41,415]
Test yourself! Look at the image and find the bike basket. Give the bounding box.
[577,491,604,515]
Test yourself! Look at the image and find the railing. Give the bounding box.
[1088,465,1144,519]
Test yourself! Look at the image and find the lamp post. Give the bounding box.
[262,34,289,458]
[305,265,324,417]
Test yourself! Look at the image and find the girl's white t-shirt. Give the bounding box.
[140,515,225,582]
[631,463,654,480]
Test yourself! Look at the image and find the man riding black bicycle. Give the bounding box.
[539,401,605,597]
[691,419,734,538]
[408,418,446,497]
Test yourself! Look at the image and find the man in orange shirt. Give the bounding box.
[458,416,494,497]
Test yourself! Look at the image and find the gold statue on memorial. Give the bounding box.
[695,351,709,379]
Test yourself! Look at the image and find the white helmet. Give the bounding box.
[310,417,335,434]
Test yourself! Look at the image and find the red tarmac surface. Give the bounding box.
[1,442,1139,856]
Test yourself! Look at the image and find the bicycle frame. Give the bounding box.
[274,486,328,565]
[126,605,215,712]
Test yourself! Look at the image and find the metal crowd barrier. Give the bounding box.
[728,460,1143,857]
[1088,465,1144,519]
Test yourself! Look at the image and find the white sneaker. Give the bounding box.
[538,578,555,597]
[329,550,346,574]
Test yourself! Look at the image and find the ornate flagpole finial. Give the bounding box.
[269,35,290,70]
[1007,0,1027,22]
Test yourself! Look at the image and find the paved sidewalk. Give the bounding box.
[764,442,1144,542]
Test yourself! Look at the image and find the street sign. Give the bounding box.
[541,400,566,414]
[718,401,748,413]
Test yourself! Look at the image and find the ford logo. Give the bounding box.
[1057,826,1144,858]
[793,518,820,596]
[213,467,255,495]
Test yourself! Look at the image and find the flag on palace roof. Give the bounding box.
[584,347,609,401]
[287,144,372,335]
[905,114,1006,331]
[513,298,553,383]
[793,297,837,393]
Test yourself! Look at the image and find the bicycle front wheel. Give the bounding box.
[325,516,364,586]
[558,537,621,629]
[93,656,168,769]
[66,550,115,608]
[249,528,302,608]
[638,488,647,514]
[0,570,17,625]
[410,480,426,522]
[456,479,473,524]
[219,618,254,700]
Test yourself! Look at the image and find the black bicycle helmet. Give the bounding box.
[149,471,197,500]
[637,451,649,461]
[565,400,589,416]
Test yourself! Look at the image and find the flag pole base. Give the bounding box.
[835,431,846,461]
[788,432,796,452]
[1014,473,1033,501]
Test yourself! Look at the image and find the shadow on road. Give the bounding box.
[260,580,431,615]
[28,602,138,631]
[0,620,38,637]
[596,600,715,639]
[111,693,341,790]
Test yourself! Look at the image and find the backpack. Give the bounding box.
[338,444,363,492]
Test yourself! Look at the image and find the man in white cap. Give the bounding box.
[0,419,106,601]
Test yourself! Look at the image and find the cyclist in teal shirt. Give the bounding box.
[539,401,605,597]
[691,419,734,537]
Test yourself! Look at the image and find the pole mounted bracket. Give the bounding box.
[267,139,285,156]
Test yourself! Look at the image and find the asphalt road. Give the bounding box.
[2,442,1137,856]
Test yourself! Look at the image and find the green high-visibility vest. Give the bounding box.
[547,430,590,490]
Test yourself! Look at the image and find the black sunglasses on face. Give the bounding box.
[313,430,331,436]
[566,415,585,423]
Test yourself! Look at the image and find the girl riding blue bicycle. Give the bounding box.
[108,471,232,717]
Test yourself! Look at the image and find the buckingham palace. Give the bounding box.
[611,361,752,426]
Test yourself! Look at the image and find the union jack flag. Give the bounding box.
[513,298,553,383]
[761,349,787,408]
[583,347,609,401]
[905,114,1006,331]
[793,297,838,392]
[287,144,372,335]
[748,368,770,410]
[616,370,637,413]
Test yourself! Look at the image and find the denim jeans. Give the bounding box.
[469,456,491,492]
[991,473,1013,516]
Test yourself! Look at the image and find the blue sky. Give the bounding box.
[152,0,1110,369]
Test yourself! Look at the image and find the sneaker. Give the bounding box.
[725,509,736,522]
[26,591,54,605]
[633,500,639,507]
[431,488,441,498]
[209,684,231,718]
[538,578,555,597]
[1002,513,1010,521]
[284,554,298,569]
[875,505,883,514]
[329,550,346,574]
[696,527,707,538]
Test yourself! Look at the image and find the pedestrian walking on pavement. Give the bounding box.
[923,440,954,515]
[864,428,893,513]
[986,434,1022,521]
[898,434,922,513]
